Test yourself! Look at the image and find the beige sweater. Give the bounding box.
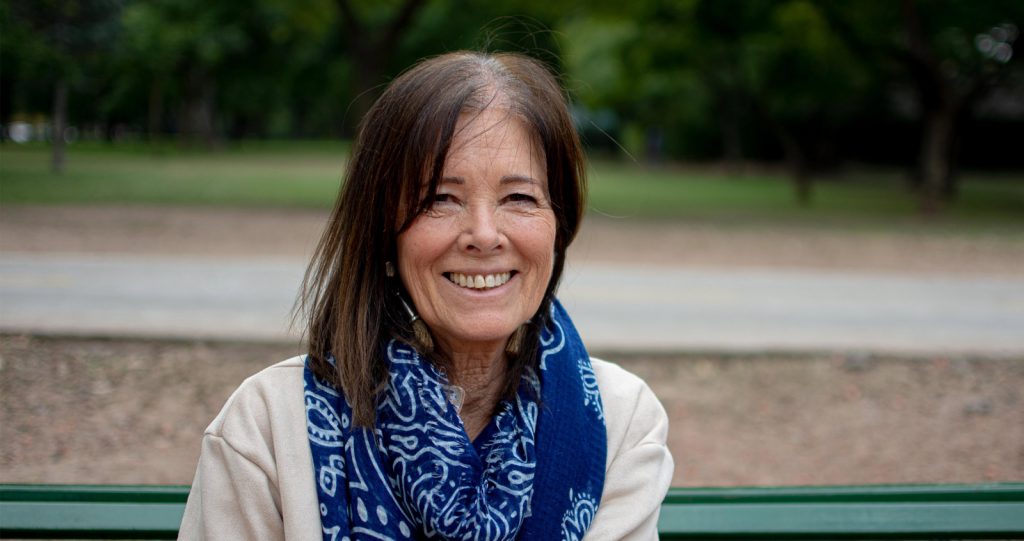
[179,357,673,540]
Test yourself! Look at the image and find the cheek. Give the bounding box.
[396,224,438,284]
[399,215,450,260]
[514,214,557,272]
[396,216,464,308]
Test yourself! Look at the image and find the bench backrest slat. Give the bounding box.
[2,483,1022,540]
[659,484,1024,539]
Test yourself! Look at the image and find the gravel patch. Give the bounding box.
[2,335,1021,487]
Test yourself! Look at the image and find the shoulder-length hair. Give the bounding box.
[301,51,587,426]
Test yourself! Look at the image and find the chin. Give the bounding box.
[435,322,520,350]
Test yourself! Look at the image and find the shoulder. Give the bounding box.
[183,356,321,538]
[204,356,307,461]
[591,357,669,455]
[590,357,654,405]
[585,357,673,540]
[590,357,671,473]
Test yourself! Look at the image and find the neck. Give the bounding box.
[439,342,508,440]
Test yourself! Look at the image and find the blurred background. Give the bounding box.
[1,0,1022,487]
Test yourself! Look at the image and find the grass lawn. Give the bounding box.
[2,141,1022,232]
[0,141,349,208]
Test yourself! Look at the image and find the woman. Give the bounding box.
[180,51,672,540]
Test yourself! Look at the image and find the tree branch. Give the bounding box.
[900,0,947,108]
[334,0,363,48]
[380,0,428,58]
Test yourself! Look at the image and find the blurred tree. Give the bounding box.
[900,0,1021,211]
[567,0,869,204]
[333,0,428,133]
[332,0,572,133]
[822,0,1023,212]
[562,2,717,162]
[741,0,870,204]
[216,0,335,139]
[5,0,580,145]
[4,0,122,172]
[13,0,1017,211]
[118,0,334,146]
[135,1,230,145]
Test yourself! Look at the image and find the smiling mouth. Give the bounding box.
[445,271,515,290]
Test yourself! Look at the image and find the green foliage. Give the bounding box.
[818,0,1024,106]
[112,0,338,137]
[560,17,635,108]
[2,0,123,114]
[3,0,1022,212]
[564,0,876,165]
[746,1,869,120]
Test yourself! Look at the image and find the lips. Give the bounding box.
[445,271,515,290]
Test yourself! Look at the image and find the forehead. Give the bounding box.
[444,107,544,172]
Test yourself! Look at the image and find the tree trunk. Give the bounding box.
[290,102,308,139]
[148,80,163,143]
[780,130,813,206]
[335,0,427,135]
[180,70,218,149]
[718,98,743,174]
[194,82,217,148]
[645,127,664,164]
[51,79,68,174]
[917,107,954,214]
[348,51,386,134]
[941,103,975,201]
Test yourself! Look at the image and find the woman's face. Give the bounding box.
[397,107,556,355]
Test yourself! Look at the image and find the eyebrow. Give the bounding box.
[439,175,541,186]
[501,175,541,186]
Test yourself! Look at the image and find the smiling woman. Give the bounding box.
[179,52,673,540]
[397,108,557,435]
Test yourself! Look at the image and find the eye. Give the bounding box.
[427,192,462,206]
[506,193,538,204]
[423,192,458,214]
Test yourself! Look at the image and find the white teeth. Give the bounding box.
[447,272,512,290]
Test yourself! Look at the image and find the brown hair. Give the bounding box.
[301,51,586,426]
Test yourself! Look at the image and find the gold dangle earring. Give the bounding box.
[386,261,434,353]
[505,324,528,357]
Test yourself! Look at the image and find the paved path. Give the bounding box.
[2,253,1022,355]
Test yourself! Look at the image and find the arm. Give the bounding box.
[586,361,674,541]
[178,363,310,540]
[178,434,285,540]
[178,360,323,539]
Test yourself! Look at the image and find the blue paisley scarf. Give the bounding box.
[303,299,606,540]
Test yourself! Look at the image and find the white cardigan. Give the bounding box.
[179,357,673,540]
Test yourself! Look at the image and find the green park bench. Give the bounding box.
[1,483,1023,539]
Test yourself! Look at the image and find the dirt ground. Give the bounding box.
[2,204,1023,274]
[2,335,1021,487]
[1,205,1023,487]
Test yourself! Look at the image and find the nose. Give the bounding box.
[458,204,503,254]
